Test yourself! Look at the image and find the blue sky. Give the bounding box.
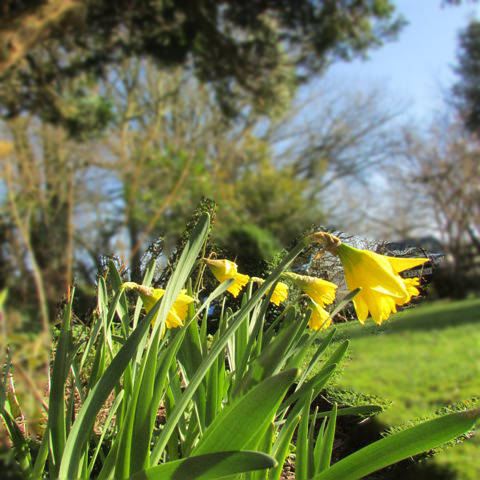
[327,0,480,121]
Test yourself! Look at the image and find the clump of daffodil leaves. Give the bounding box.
[7,211,477,480]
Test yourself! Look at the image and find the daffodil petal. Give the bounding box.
[370,284,406,299]
[352,295,369,324]
[284,272,337,306]
[385,256,429,274]
[269,282,289,306]
[141,288,165,313]
[308,302,332,330]
[227,272,250,298]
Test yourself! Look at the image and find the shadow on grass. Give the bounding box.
[336,415,458,480]
[335,300,480,343]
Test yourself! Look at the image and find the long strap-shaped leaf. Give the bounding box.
[233,309,304,397]
[128,450,276,480]
[269,413,301,480]
[193,369,298,455]
[47,288,74,477]
[317,403,337,473]
[296,389,314,480]
[150,240,306,465]
[58,213,210,480]
[310,408,480,480]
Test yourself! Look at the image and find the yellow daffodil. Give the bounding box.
[204,258,249,298]
[283,272,337,307]
[123,282,194,329]
[251,277,289,305]
[400,277,422,304]
[308,301,332,331]
[335,243,428,325]
[270,281,289,306]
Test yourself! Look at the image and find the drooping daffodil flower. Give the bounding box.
[251,277,289,306]
[123,282,194,329]
[309,232,428,325]
[203,258,249,298]
[283,272,337,307]
[282,272,337,330]
[337,244,428,324]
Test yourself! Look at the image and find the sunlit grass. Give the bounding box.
[321,298,480,480]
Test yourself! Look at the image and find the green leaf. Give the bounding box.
[309,405,382,422]
[308,406,318,477]
[234,284,252,372]
[31,428,49,479]
[193,369,298,455]
[47,290,74,477]
[280,364,337,411]
[269,414,300,480]
[318,403,337,472]
[234,308,303,396]
[87,391,124,477]
[323,340,349,370]
[297,328,336,387]
[249,422,275,480]
[108,259,132,340]
[117,328,160,478]
[128,451,277,480]
[329,289,360,318]
[311,408,480,480]
[296,389,313,480]
[313,417,327,475]
[235,282,274,383]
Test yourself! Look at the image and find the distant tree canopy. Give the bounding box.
[0,0,404,133]
[453,19,480,133]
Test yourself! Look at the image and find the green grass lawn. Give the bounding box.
[317,298,480,480]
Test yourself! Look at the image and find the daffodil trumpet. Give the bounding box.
[308,300,333,331]
[203,258,250,298]
[282,272,337,307]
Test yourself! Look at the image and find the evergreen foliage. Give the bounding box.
[0,0,404,132]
